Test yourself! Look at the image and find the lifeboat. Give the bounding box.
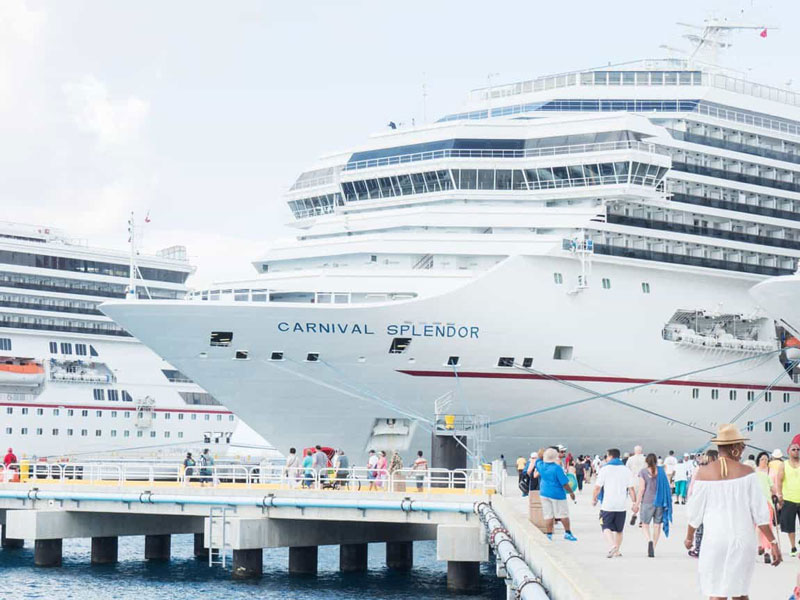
[0,361,45,386]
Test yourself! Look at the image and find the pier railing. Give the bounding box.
[0,462,496,494]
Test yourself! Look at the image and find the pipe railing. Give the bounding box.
[0,462,496,494]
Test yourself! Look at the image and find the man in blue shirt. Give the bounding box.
[538,447,577,541]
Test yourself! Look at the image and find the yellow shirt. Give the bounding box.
[783,461,800,503]
[516,457,526,471]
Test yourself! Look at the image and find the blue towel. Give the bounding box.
[596,458,624,503]
[654,466,673,537]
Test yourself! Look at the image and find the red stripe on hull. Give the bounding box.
[397,370,800,392]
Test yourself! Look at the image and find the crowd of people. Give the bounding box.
[282,445,430,491]
[513,428,800,599]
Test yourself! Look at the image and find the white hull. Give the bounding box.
[103,255,799,460]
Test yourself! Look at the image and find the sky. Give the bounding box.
[1,0,797,287]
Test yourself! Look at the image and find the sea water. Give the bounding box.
[1,535,504,599]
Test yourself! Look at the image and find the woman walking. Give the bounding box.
[389,450,404,491]
[755,451,779,563]
[685,424,782,599]
[634,453,672,557]
[376,450,388,490]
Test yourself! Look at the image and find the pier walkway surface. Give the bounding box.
[498,482,798,600]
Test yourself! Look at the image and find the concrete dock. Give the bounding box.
[495,482,798,600]
[2,466,798,598]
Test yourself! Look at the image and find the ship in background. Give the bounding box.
[103,22,800,461]
[0,220,275,461]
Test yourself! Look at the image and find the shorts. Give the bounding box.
[780,499,800,533]
[541,497,570,520]
[367,470,376,481]
[600,510,626,532]
[675,480,688,497]
[640,503,664,525]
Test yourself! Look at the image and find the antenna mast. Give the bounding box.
[127,212,137,300]
[676,19,775,66]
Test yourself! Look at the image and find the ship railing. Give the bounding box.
[0,463,497,493]
[342,140,666,172]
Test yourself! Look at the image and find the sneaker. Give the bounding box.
[647,541,654,558]
[606,546,618,558]
[546,533,552,541]
[564,532,577,542]
[792,547,798,557]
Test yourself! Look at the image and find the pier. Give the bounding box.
[1,464,796,598]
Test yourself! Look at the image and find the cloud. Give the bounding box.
[0,0,46,109]
[63,75,150,146]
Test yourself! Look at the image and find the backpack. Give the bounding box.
[518,472,530,493]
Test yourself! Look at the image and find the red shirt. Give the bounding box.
[3,452,16,467]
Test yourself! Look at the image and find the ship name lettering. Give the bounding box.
[386,324,479,339]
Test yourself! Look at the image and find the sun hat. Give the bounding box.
[772,449,784,459]
[710,423,749,445]
[530,452,536,458]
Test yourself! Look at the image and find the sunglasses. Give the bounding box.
[790,447,800,452]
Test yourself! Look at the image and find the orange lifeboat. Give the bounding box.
[0,361,45,386]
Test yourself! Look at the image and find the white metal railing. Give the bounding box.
[0,462,496,493]
[343,140,665,172]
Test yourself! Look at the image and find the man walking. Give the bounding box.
[593,448,637,558]
[516,455,526,483]
[778,435,800,557]
[626,445,646,476]
[664,450,678,487]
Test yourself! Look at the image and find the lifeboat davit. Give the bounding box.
[0,362,45,386]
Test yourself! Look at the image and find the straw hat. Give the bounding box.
[772,449,784,459]
[710,423,749,445]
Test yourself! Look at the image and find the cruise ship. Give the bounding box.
[102,29,800,460]
[0,221,273,460]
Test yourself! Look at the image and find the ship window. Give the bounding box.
[178,414,184,420]
[124,430,130,437]
[229,415,235,421]
[0,337,10,351]
[784,393,791,403]
[729,390,737,401]
[137,430,143,437]
[601,278,611,289]
[75,344,87,356]
[370,255,377,263]
[306,353,319,362]
[204,414,210,421]
[784,422,791,432]
[747,391,755,401]
[497,357,515,367]
[21,407,28,415]
[641,282,651,294]
[711,389,719,399]
[93,389,104,401]
[108,390,118,401]
[178,431,183,438]
[67,428,73,436]
[234,350,249,360]
[553,346,573,360]
[191,414,197,420]
[165,431,170,438]
[89,345,98,357]
[81,429,87,436]
[95,410,102,417]
[60,342,72,354]
[692,388,699,399]
[765,421,772,432]
[447,356,460,366]
[522,357,533,368]
[36,408,43,415]
[389,338,412,354]
[95,429,101,437]
[270,351,284,361]
[36,428,42,435]
[52,409,59,416]
[210,331,233,347]
[21,427,27,435]
[746,420,754,431]
[81,409,88,416]
[67,409,73,416]
[111,411,117,418]
[49,341,57,353]
[216,414,222,421]
[150,431,156,438]
[5,407,10,414]
[122,390,133,402]
[165,413,171,420]
[553,273,563,284]
[111,430,117,437]
[765,392,772,402]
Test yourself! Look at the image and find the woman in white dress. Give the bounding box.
[685,424,782,599]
